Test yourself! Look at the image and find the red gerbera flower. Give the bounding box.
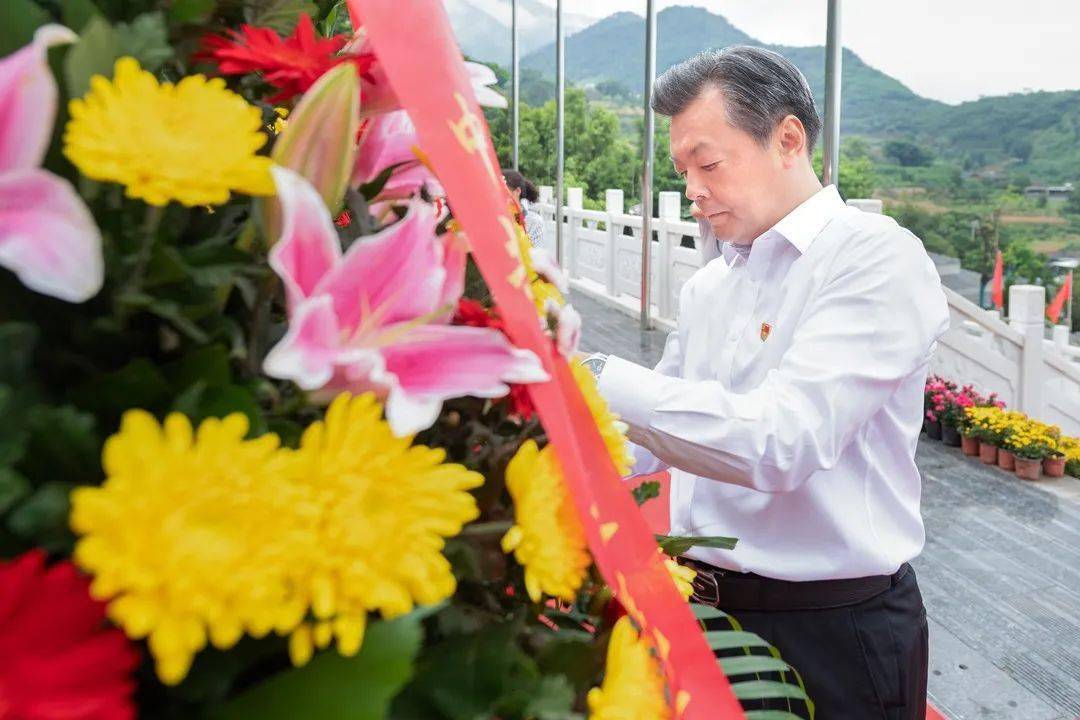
[0,550,138,720]
[197,14,375,103]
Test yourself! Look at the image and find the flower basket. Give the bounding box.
[1015,457,1043,481]
[998,450,1016,471]
[1043,454,1066,478]
[978,442,998,465]
[961,434,980,456]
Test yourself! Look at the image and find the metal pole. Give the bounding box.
[822,0,842,186]
[1069,267,1074,330]
[555,0,565,266]
[640,0,656,330]
[511,0,519,169]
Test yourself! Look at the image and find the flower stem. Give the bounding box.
[459,520,512,538]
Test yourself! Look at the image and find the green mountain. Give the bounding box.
[519,5,1080,182]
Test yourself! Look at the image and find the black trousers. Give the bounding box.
[701,565,929,720]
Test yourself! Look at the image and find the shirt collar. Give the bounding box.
[771,184,846,254]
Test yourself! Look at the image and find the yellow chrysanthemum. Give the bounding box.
[571,360,633,476]
[70,411,295,684]
[502,440,591,602]
[70,393,481,685]
[663,552,697,601]
[282,392,483,660]
[64,57,274,206]
[587,616,672,719]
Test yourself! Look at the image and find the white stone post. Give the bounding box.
[604,189,623,295]
[656,192,681,318]
[566,187,583,276]
[1053,324,1070,350]
[1009,284,1046,416]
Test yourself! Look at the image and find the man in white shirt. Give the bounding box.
[586,47,949,719]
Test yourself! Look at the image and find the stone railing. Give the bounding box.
[535,186,1080,435]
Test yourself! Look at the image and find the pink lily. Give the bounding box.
[351,110,443,209]
[0,25,102,302]
[263,167,547,435]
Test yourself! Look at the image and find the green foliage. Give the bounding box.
[217,614,424,720]
[884,140,934,167]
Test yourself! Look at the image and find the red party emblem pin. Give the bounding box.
[760,322,771,341]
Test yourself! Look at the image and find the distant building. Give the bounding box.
[1023,183,1074,204]
[927,252,982,305]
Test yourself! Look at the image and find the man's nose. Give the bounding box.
[684,177,707,204]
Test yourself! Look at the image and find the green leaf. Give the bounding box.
[0,0,50,56]
[0,323,38,385]
[216,613,423,720]
[0,468,31,515]
[116,12,173,73]
[61,0,104,33]
[243,0,318,34]
[655,534,738,556]
[0,387,28,467]
[164,345,232,391]
[64,16,119,99]
[197,385,267,436]
[170,0,217,24]
[7,481,75,551]
[20,405,101,487]
[631,480,660,506]
[523,674,576,719]
[535,633,597,695]
[73,358,172,420]
[731,680,810,702]
[705,630,770,651]
[718,655,793,677]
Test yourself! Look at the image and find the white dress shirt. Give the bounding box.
[598,185,950,581]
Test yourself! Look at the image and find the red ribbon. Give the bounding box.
[347,2,744,717]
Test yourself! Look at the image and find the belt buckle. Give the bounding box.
[689,564,722,607]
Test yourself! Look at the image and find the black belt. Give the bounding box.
[680,558,909,612]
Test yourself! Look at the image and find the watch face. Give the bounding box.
[583,357,605,376]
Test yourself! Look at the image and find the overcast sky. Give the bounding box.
[563,0,1079,104]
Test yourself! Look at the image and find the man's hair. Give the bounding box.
[652,46,822,155]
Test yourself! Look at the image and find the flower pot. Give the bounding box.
[978,442,998,465]
[997,449,1016,471]
[924,419,942,441]
[1043,455,1066,478]
[942,424,962,447]
[1015,457,1043,481]
[961,435,980,456]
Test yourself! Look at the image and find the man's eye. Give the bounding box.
[703,162,720,171]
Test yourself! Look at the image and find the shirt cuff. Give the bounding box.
[597,355,664,431]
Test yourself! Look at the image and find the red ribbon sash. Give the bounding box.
[348,3,744,716]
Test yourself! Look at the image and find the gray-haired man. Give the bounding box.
[587,46,947,719]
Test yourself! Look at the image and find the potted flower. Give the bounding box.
[994,411,1028,472]
[1004,421,1053,481]
[964,406,998,464]
[1043,429,1066,478]
[923,377,952,441]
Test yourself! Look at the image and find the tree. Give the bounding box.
[884,140,934,167]
[1065,186,1080,215]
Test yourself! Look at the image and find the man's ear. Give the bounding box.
[775,114,807,165]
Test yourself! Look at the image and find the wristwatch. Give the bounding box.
[581,353,608,379]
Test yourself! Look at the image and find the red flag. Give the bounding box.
[991,250,1004,310]
[347,2,744,718]
[1047,274,1072,323]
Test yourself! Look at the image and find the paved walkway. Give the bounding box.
[574,290,1080,720]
